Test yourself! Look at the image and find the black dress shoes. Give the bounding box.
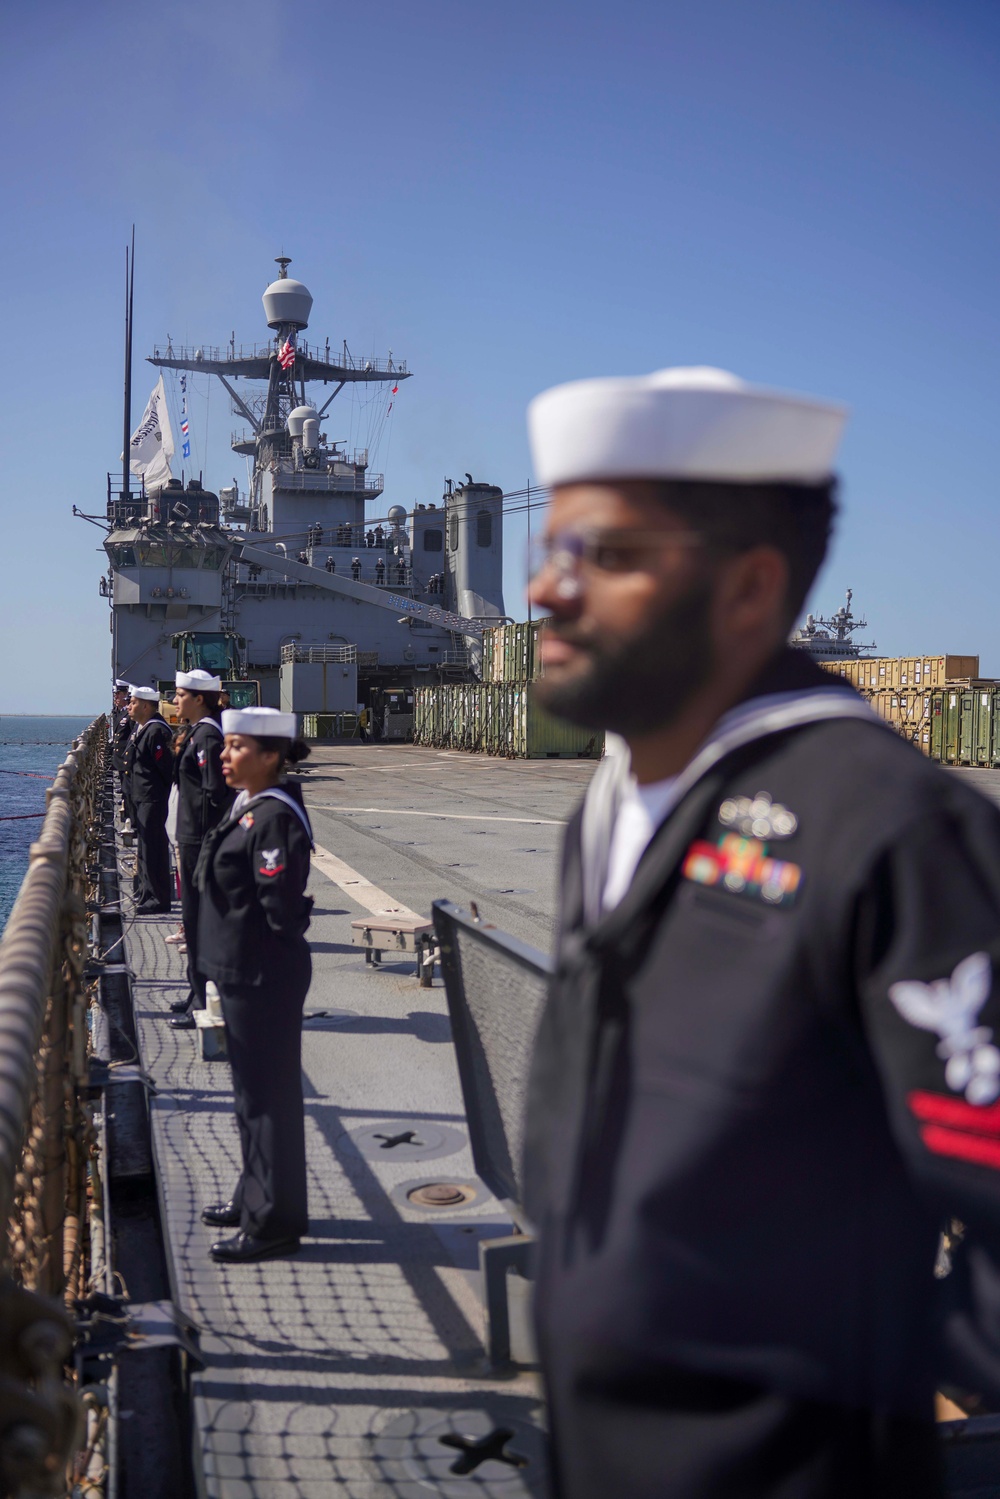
[210,1231,301,1263]
[201,1201,241,1227]
[169,999,190,1014]
[169,1014,196,1030]
[136,902,170,914]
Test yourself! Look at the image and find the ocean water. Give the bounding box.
[0,716,96,933]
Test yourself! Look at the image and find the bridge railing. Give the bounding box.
[0,716,106,1490]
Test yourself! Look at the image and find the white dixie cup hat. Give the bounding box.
[527,366,848,489]
[176,669,223,691]
[221,706,298,738]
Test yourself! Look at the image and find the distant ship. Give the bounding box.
[93,254,506,723]
[791,590,877,662]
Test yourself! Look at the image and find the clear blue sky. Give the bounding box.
[1,0,997,711]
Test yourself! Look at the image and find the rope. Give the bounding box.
[0,812,47,821]
[0,768,55,780]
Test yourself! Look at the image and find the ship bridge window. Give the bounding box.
[171,547,196,569]
[423,528,443,553]
[476,509,492,548]
[111,545,136,567]
[138,541,168,566]
[201,548,224,570]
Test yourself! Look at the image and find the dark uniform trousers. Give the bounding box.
[178,842,206,1009]
[524,648,1000,1499]
[220,943,311,1241]
[134,800,171,908]
[111,711,134,825]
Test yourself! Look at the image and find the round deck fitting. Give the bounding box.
[390,1176,483,1213]
[348,1120,467,1163]
[372,1406,545,1495]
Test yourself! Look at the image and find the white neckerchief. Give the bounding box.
[230,786,314,845]
[602,775,679,910]
[194,717,223,736]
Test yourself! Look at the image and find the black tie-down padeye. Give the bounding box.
[437,1426,528,1475]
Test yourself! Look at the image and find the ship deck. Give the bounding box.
[118,744,599,1499]
[117,748,1000,1497]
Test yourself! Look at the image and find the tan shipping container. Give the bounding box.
[820,655,979,691]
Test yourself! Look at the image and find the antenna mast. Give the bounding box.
[122,226,135,498]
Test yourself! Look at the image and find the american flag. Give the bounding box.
[277,336,296,370]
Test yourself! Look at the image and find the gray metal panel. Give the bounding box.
[432,899,553,1217]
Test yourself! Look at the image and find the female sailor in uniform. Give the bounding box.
[195,707,313,1263]
[169,669,234,1028]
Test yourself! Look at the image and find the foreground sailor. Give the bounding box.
[125,686,174,914]
[522,367,1000,1499]
[169,669,235,1029]
[196,706,313,1263]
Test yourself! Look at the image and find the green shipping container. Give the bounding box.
[413,681,602,758]
[480,620,549,684]
[929,689,961,765]
[303,711,360,740]
[976,689,996,767]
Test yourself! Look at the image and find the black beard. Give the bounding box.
[532,576,715,735]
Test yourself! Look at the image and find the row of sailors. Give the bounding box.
[317,554,410,585]
[110,676,314,1265]
[305,523,399,549]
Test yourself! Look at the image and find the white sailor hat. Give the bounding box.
[176,669,222,692]
[222,707,298,739]
[527,366,847,489]
[113,679,130,691]
[129,686,160,702]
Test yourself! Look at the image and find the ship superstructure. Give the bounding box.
[790,589,877,662]
[101,257,507,707]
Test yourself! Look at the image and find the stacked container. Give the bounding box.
[816,656,1000,766]
[414,620,603,758]
[413,682,602,758]
[480,621,546,685]
[819,655,979,692]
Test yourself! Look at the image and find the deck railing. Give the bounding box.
[0,717,106,1490]
[153,342,406,376]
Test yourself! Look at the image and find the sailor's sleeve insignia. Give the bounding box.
[258,848,285,877]
[889,952,1000,1105]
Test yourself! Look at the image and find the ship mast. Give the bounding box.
[122,226,135,501]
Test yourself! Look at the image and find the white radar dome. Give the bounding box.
[387,505,408,525]
[262,277,313,330]
[287,405,318,438]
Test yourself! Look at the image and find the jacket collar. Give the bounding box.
[578,650,880,927]
[231,786,314,846]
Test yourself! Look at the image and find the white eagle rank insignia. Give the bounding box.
[258,848,285,878]
[889,952,1000,1105]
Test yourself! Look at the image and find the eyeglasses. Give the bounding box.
[527,527,704,596]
